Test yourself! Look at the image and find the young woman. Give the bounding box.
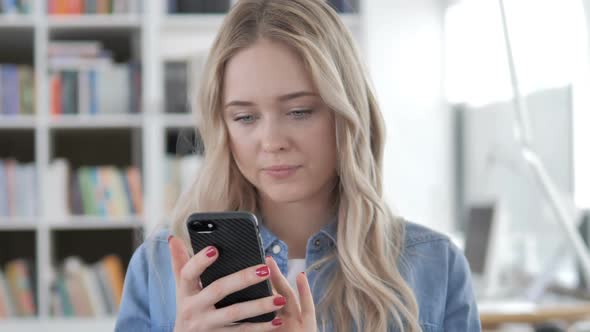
[115,0,481,331]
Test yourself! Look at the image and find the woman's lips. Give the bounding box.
[262,165,301,179]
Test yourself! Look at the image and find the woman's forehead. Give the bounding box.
[222,39,316,102]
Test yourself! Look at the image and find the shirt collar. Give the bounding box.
[256,214,338,252]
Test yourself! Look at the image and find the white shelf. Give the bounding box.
[0,115,36,129]
[47,15,141,30]
[162,113,197,128]
[48,114,143,129]
[47,216,144,230]
[0,218,38,230]
[0,15,35,28]
[0,317,116,332]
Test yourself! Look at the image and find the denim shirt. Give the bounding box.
[115,220,481,332]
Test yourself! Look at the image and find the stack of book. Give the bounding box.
[49,255,125,317]
[0,65,35,116]
[48,41,142,116]
[0,258,37,318]
[0,0,32,14]
[45,159,143,219]
[0,159,37,218]
[47,0,140,15]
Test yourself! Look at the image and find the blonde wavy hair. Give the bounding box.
[169,0,421,331]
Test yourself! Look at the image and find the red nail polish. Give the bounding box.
[167,235,173,243]
[205,247,217,257]
[273,296,286,306]
[272,318,283,326]
[256,265,270,277]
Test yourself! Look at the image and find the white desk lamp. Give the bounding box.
[497,0,590,296]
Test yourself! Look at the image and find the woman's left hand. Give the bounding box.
[265,256,318,332]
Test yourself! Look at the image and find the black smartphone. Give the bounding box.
[186,211,276,324]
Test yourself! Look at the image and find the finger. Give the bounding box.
[209,294,286,327]
[226,317,283,331]
[296,272,316,317]
[197,263,271,308]
[170,235,219,297]
[168,235,189,289]
[265,256,300,316]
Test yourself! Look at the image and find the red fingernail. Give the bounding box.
[273,296,286,306]
[272,318,283,326]
[167,235,173,243]
[205,247,217,257]
[256,265,270,277]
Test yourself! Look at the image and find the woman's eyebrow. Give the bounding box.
[277,91,318,102]
[224,100,254,110]
[224,91,318,110]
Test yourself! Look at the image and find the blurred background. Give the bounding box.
[0,0,588,331]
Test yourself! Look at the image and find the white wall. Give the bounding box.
[363,0,453,232]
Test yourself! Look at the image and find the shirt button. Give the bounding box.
[314,265,321,271]
[314,239,321,248]
[272,244,281,254]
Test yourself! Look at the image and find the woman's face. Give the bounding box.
[223,38,338,204]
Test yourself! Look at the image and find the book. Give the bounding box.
[164,61,188,114]
[101,255,124,310]
[60,70,78,115]
[4,159,16,216]
[0,160,37,217]
[45,159,70,219]
[4,259,36,317]
[18,66,35,115]
[63,257,92,316]
[126,166,143,215]
[0,269,15,318]
[48,41,103,58]
[0,161,7,216]
[1,65,19,115]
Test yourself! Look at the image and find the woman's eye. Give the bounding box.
[289,109,313,119]
[234,115,255,123]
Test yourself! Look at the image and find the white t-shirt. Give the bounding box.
[287,258,306,291]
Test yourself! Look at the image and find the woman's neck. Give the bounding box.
[259,182,337,259]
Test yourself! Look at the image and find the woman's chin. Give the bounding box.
[259,186,307,204]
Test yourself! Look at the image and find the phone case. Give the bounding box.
[186,212,276,324]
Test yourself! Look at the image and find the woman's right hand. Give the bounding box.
[168,235,286,331]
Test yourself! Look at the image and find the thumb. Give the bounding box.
[168,235,190,286]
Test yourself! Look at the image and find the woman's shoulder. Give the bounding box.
[402,220,451,248]
[400,220,465,266]
[398,220,471,289]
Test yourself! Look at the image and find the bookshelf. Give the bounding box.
[0,0,364,330]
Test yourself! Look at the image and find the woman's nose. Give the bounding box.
[261,120,289,152]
